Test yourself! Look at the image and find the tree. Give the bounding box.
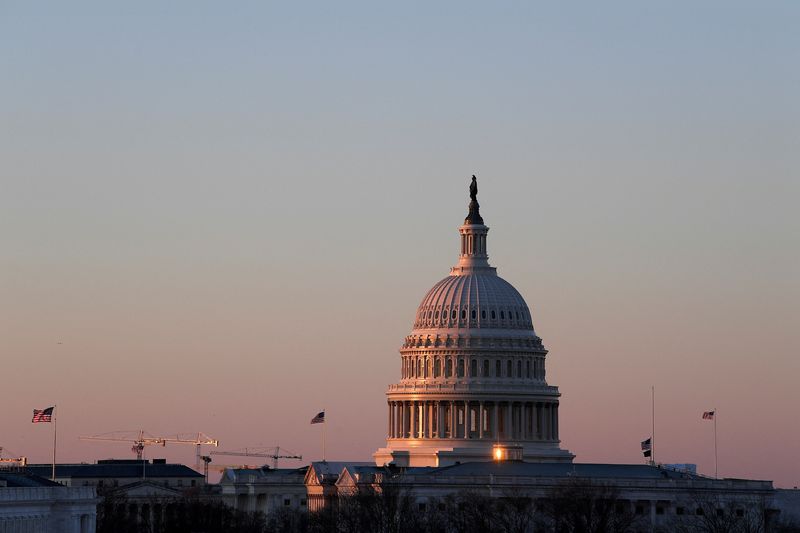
[536,478,642,533]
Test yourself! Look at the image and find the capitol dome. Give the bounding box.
[374,175,573,468]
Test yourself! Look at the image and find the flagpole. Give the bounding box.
[714,407,718,479]
[322,410,327,462]
[651,386,655,466]
[52,405,57,481]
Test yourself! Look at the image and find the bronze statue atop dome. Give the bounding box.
[470,175,478,201]
[465,174,484,224]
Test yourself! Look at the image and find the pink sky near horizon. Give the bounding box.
[1,2,798,488]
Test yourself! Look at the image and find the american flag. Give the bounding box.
[32,407,54,423]
[310,411,325,424]
[641,438,652,451]
[702,410,715,420]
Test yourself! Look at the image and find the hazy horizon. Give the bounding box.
[1,2,798,488]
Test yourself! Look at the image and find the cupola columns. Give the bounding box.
[456,224,491,270]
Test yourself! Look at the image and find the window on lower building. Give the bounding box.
[696,508,705,516]
[736,509,744,517]
[676,507,685,515]
[418,502,426,512]
[635,505,644,515]
[301,499,307,506]
[284,499,291,506]
[716,509,724,517]
[191,480,196,487]
[656,506,664,515]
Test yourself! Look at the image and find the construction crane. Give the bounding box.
[210,446,302,469]
[0,447,27,467]
[79,430,219,469]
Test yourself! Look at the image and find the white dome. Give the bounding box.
[412,273,536,333]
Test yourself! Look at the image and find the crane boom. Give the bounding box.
[210,446,302,468]
[79,430,219,467]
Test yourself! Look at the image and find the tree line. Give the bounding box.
[96,477,798,533]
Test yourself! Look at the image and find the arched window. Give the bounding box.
[471,309,476,319]
[507,360,512,377]
[516,311,520,320]
[517,360,522,378]
[457,359,465,378]
[434,310,439,319]
[451,309,457,320]
[470,359,477,377]
[526,360,531,378]
[500,310,505,320]
[482,310,486,319]
[491,310,496,319]
[417,359,422,377]
[445,358,452,377]
[483,359,489,376]
[496,360,502,377]
[434,358,441,377]
[461,309,466,320]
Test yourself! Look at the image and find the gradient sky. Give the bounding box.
[1,2,798,487]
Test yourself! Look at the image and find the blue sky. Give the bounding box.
[1,2,798,486]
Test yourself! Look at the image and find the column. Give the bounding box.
[479,401,485,439]
[535,402,542,440]
[523,403,529,440]
[434,401,441,437]
[388,401,393,438]
[493,402,499,439]
[410,401,417,438]
[419,401,425,438]
[464,401,470,438]
[553,404,559,440]
[506,402,513,439]
[450,401,456,438]
[396,402,402,438]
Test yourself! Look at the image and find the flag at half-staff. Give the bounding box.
[32,407,54,423]
[703,409,718,478]
[641,437,652,458]
[311,410,326,461]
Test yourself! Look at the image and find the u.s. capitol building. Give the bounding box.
[375,175,572,466]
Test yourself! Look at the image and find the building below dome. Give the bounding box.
[374,177,573,467]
